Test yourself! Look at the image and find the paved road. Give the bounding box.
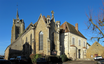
[11,61,97,64]
[63,61,96,64]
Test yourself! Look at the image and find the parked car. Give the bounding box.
[36,58,47,64]
[94,56,103,60]
[0,57,4,59]
[9,57,16,63]
[16,56,28,63]
[10,58,16,60]
[0,59,11,64]
[97,60,104,64]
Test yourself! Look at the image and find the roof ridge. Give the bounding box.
[66,22,86,39]
[66,22,75,28]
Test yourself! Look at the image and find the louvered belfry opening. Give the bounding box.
[39,31,43,50]
[16,26,20,39]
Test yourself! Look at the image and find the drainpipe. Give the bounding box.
[68,33,69,58]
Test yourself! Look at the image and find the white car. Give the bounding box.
[94,56,103,60]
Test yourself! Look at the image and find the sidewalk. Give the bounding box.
[62,60,96,64]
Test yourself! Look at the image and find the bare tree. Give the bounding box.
[86,0,104,42]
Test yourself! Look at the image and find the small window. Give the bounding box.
[83,41,85,47]
[72,38,75,45]
[79,40,81,46]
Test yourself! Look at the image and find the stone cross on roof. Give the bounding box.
[51,10,54,19]
[51,10,54,15]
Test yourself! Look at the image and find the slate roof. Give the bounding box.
[87,43,91,46]
[60,22,86,39]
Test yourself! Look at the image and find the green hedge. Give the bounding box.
[30,54,42,63]
[45,55,61,62]
[60,54,67,62]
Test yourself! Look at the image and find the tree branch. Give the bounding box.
[89,19,104,37]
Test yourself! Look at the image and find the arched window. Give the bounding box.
[39,31,43,50]
[30,34,32,46]
[29,34,32,54]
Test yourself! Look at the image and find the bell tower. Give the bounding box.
[11,9,25,44]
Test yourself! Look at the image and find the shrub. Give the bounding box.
[45,55,61,62]
[29,54,42,63]
[60,54,67,62]
[30,54,35,59]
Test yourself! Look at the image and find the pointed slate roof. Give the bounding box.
[16,9,19,19]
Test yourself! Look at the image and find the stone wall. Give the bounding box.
[5,24,34,58]
[9,35,22,58]
[86,41,104,58]
[4,46,10,60]
[60,32,87,59]
[21,26,34,55]
[35,15,50,55]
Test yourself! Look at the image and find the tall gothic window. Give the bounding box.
[39,31,43,50]
[72,38,75,45]
[30,34,32,46]
[30,34,32,53]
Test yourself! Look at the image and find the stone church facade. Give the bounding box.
[5,10,87,60]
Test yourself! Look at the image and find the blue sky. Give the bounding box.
[0,0,103,55]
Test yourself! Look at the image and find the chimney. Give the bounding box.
[75,23,78,31]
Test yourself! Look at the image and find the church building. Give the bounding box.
[5,10,87,60]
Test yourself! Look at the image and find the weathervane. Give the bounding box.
[17,3,18,10]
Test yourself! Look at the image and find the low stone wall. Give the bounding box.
[76,58,94,61]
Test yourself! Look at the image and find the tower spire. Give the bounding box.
[16,5,19,19]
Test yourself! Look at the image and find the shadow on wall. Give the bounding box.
[9,42,32,59]
[60,30,73,59]
[60,31,65,55]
